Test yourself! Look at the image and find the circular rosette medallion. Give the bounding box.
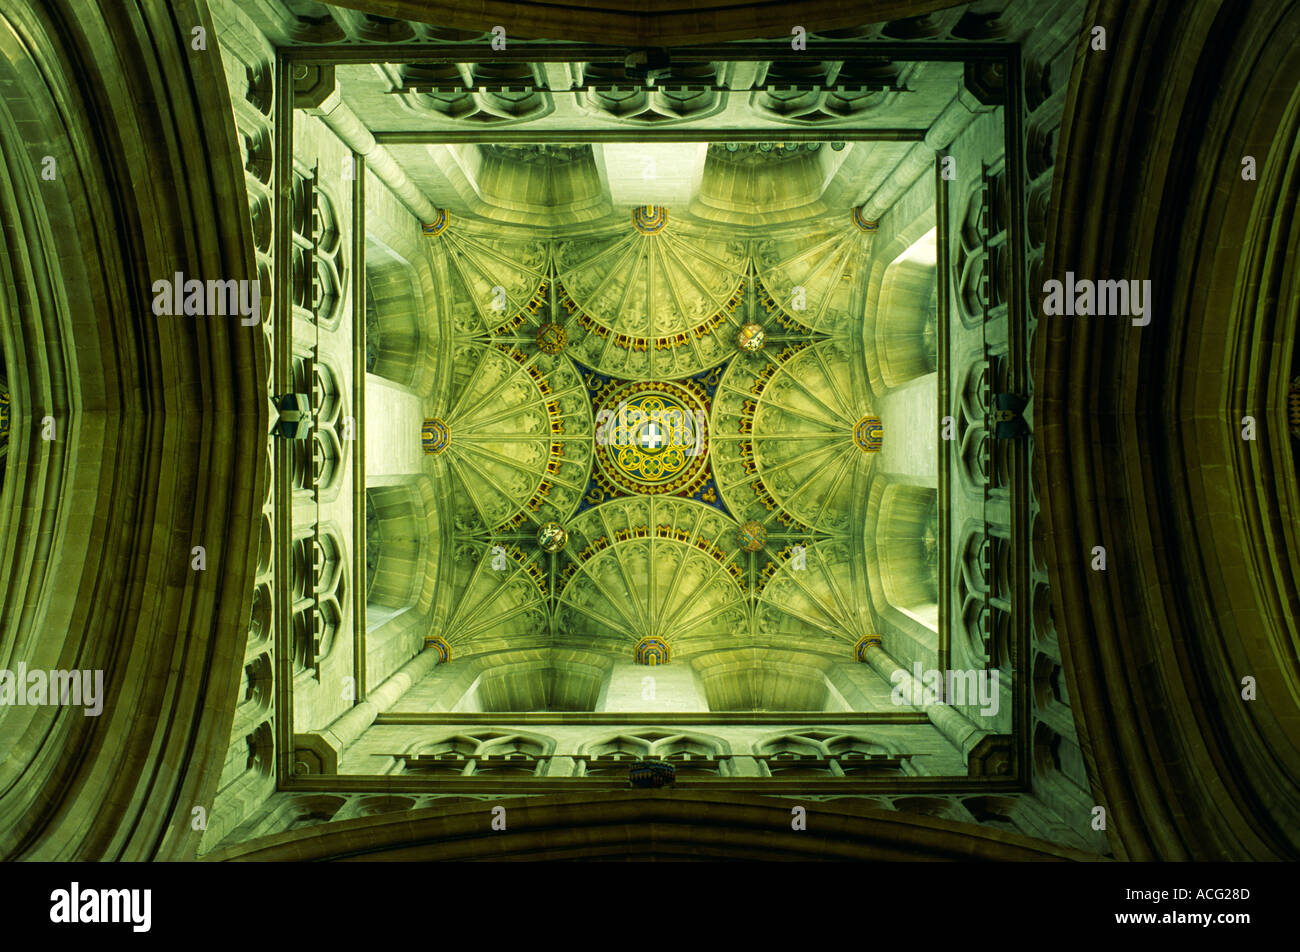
[595,380,710,495]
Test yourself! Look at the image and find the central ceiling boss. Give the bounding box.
[593,378,710,495]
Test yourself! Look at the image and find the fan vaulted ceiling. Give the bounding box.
[397,141,938,712]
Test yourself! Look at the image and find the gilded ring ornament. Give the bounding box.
[422,209,449,237]
[632,204,668,234]
[854,635,883,661]
[635,636,671,665]
[852,206,878,232]
[422,417,450,455]
[854,415,883,452]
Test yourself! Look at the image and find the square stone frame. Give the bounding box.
[269,40,1033,797]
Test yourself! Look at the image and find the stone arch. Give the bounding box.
[470,731,555,776]
[890,796,966,821]
[365,485,425,620]
[286,352,348,498]
[412,734,481,760]
[364,476,445,666]
[651,731,730,758]
[365,238,425,388]
[448,143,610,224]
[754,731,835,777]
[951,167,1009,329]
[237,652,273,731]
[203,791,1096,862]
[245,721,275,779]
[254,795,348,837]
[289,170,347,332]
[477,732,553,758]
[287,523,347,678]
[577,732,656,776]
[470,654,609,712]
[581,733,655,760]
[401,731,556,777]
[870,227,939,391]
[1036,0,1300,860]
[0,0,264,860]
[953,354,1015,491]
[876,482,940,631]
[690,649,840,712]
[649,731,730,776]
